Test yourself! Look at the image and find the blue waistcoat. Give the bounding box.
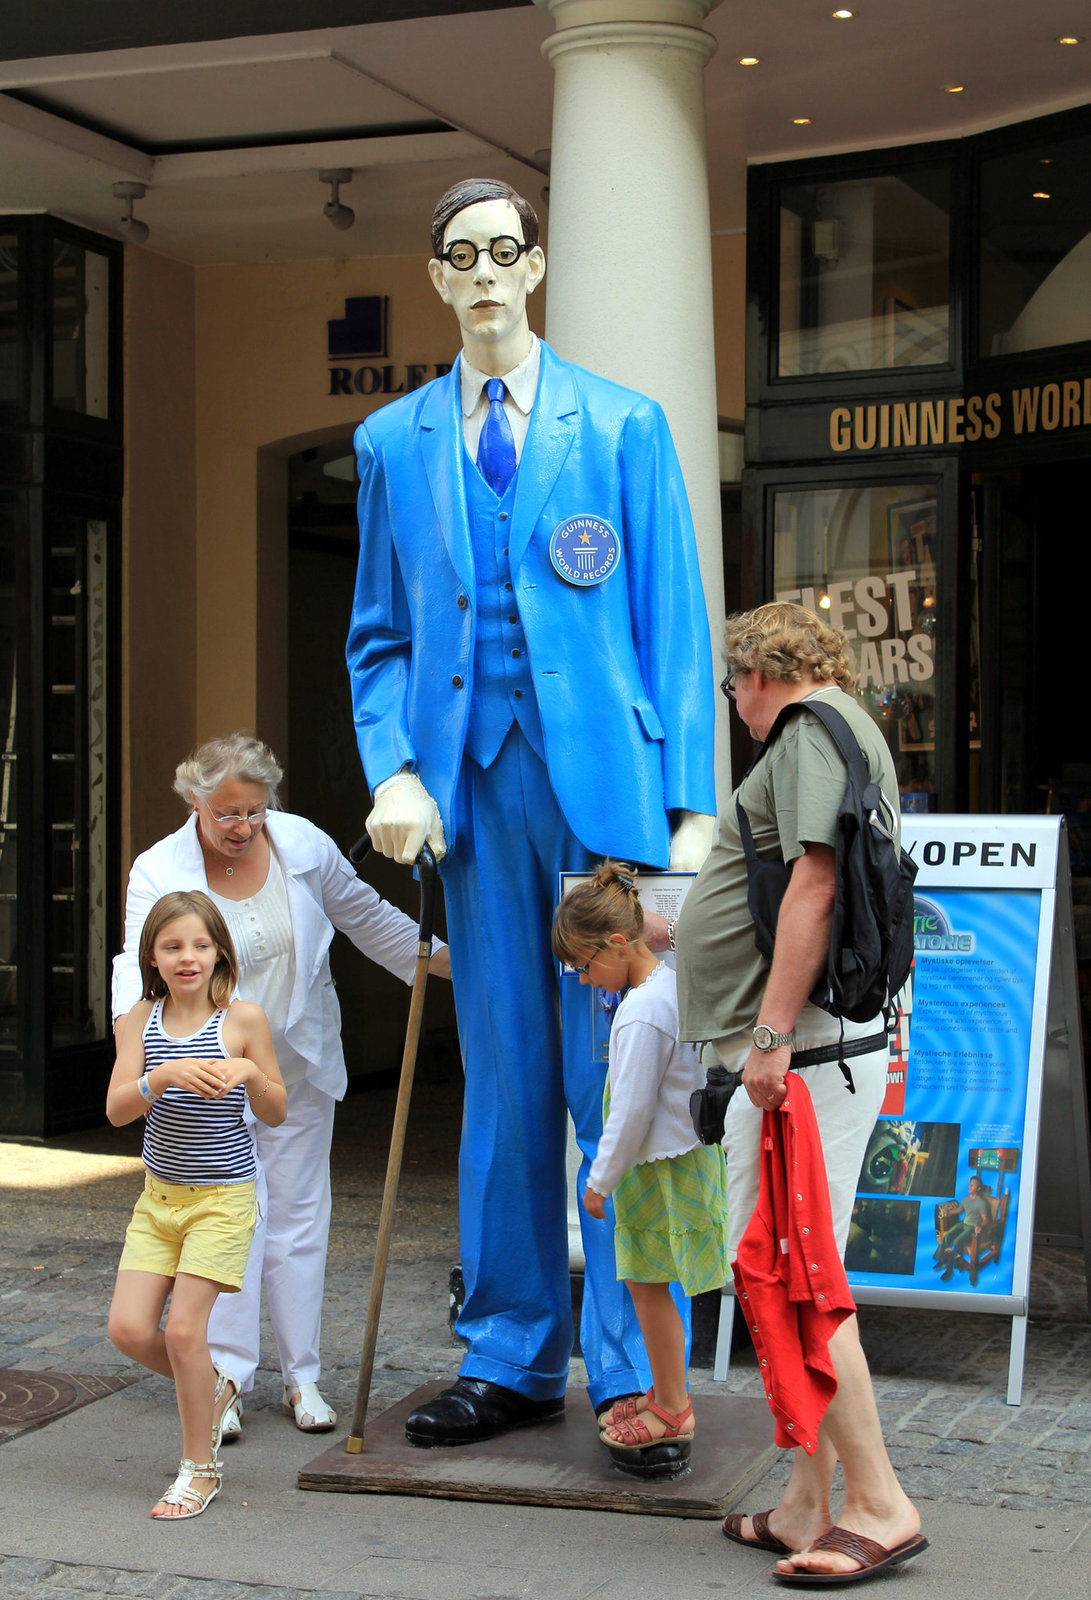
[463,450,545,768]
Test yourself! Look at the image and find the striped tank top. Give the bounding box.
[141,1000,257,1185]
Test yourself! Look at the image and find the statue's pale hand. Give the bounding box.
[366,772,447,865]
[668,811,715,873]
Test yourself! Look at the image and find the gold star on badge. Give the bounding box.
[579,532,592,545]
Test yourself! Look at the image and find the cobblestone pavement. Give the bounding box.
[2,1060,1090,1597]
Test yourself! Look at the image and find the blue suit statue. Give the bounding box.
[347,179,716,1446]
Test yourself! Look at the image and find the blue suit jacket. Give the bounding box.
[347,340,715,866]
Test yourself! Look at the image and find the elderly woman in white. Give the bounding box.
[112,733,450,1441]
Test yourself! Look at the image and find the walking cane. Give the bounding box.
[345,835,438,1453]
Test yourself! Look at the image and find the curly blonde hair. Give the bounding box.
[725,602,855,692]
[551,861,643,968]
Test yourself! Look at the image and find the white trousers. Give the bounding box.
[713,1004,889,1260]
[208,1077,336,1392]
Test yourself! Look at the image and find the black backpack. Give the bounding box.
[735,697,918,1026]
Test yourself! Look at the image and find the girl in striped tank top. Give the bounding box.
[106,890,286,1520]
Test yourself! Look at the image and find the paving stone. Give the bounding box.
[0,1560,60,1590]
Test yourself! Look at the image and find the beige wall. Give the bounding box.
[122,248,197,866]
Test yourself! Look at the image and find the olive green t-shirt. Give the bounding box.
[675,685,899,1040]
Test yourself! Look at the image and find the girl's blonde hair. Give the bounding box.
[138,891,239,1008]
[551,860,643,967]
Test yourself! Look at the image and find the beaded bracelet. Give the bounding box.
[250,1072,270,1101]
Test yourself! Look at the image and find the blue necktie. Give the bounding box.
[476,378,517,497]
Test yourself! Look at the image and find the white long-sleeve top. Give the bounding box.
[588,962,704,1198]
[111,809,443,1100]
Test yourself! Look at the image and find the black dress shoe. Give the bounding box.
[405,1377,565,1447]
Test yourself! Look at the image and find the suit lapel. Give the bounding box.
[509,343,578,573]
[420,359,474,591]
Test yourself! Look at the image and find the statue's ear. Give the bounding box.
[525,246,546,296]
[428,258,451,305]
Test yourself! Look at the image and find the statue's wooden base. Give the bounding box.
[298,1381,775,1519]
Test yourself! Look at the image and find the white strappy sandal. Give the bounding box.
[151,1457,222,1520]
[211,1369,241,1454]
[282,1382,337,1431]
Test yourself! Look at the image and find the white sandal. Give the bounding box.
[282,1382,337,1432]
[151,1457,222,1520]
[211,1369,241,1454]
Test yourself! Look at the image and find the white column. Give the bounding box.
[535,0,729,804]
[535,0,727,1277]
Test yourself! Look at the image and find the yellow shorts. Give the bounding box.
[118,1173,257,1291]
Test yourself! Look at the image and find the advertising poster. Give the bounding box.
[844,818,1058,1315]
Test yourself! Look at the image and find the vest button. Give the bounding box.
[511,648,520,658]
[514,689,523,699]
[452,675,463,689]
[508,614,518,624]
[499,512,509,521]
[504,581,513,591]
[457,595,468,609]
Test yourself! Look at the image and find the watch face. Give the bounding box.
[753,1025,773,1050]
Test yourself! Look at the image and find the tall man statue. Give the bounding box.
[347,178,715,1446]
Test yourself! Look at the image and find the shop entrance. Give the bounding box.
[284,439,454,1085]
[978,459,1091,845]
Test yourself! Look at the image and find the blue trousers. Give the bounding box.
[441,727,681,1406]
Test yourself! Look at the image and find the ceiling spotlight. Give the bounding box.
[113,181,150,245]
[739,56,760,66]
[319,168,355,231]
[793,117,813,125]
[833,9,854,17]
[943,83,966,93]
[1033,191,1051,200]
[1058,36,1083,46]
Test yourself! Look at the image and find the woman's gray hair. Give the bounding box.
[172,733,284,811]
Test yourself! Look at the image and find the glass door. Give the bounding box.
[748,461,966,810]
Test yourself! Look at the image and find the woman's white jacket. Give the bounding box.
[110,810,430,1100]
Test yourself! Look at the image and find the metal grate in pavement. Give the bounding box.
[0,1369,136,1441]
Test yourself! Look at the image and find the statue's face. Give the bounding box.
[428,198,545,349]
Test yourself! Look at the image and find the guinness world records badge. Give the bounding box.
[550,515,621,587]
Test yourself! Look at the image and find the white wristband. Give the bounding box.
[137,1072,159,1104]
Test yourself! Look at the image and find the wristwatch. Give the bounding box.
[751,1023,795,1052]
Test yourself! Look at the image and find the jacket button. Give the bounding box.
[513,689,523,699]
[452,675,463,689]
[499,512,509,521]
[810,1262,818,1272]
[457,595,468,609]
[511,648,521,658]
[802,1226,810,1235]
[504,581,513,591]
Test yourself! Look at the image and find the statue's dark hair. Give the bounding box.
[430,179,540,257]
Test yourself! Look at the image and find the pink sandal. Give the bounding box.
[601,1396,695,1479]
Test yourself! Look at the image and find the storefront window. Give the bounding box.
[777,169,951,377]
[979,126,1091,357]
[773,483,942,806]
[48,513,109,1045]
[52,240,111,418]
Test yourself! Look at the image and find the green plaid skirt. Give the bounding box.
[612,1143,730,1296]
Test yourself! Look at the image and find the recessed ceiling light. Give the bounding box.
[943,84,966,93]
[1033,191,1051,200]
[793,117,813,125]
[833,9,854,17]
[739,56,760,66]
[1058,36,1083,46]
[1040,157,1053,165]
